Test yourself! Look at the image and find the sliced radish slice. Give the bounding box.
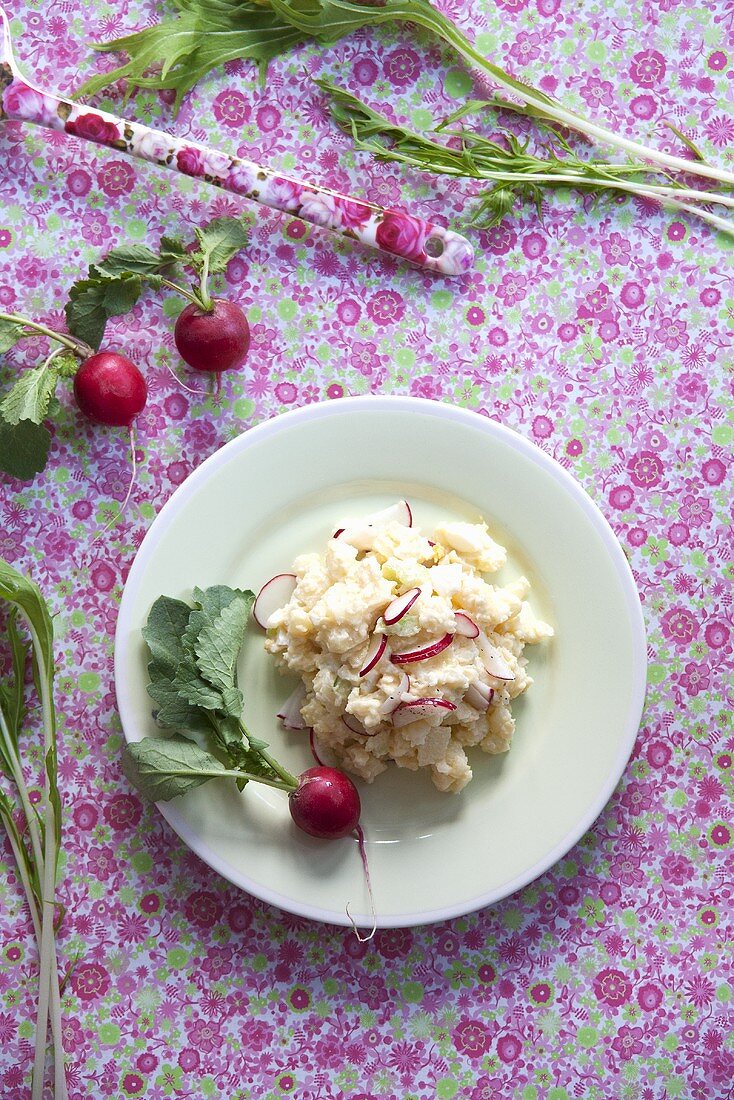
[253,573,297,628]
[277,682,307,729]
[334,523,377,551]
[384,587,421,626]
[391,633,454,665]
[478,631,515,681]
[379,672,411,715]
[332,527,345,539]
[465,682,494,712]
[454,612,480,638]
[359,633,388,676]
[392,697,456,728]
[342,713,371,737]
[364,500,412,527]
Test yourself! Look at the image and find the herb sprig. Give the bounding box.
[78,0,734,206]
[317,82,734,235]
[0,560,67,1099]
[124,585,299,801]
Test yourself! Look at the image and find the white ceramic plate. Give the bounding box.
[115,397,646,927]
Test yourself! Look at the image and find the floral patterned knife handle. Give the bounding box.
[0,10,473,276]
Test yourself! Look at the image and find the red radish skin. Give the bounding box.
[289,767,361,839]
[73,352,147,426]
[359,633,388,676]
[383,587,421,626]
[391,632,454,665]
[454,612,480,639]
[392,697,457,727]
[174,299,250,374]
[253,573,297,628]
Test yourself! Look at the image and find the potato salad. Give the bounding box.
[257,502,553,793]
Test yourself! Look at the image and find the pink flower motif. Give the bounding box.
[609,485,634,510]
[593,967,632,1007]
[256,104,281,132]
[627,450,664,488]
[675,372,708,402]
[630,50,667,88]
[375,928,413,958]
[637,983,664,1011]
[655,314,688,349]
[72,962,111,1001]
[184,890,223,928]
[97,159,135,196]
[225,161,258,195]
[333,196,371,229]
[705,622,730,649]
[620,781,655,814]
[484,224,517,254]
[175,146,229,178]
[521,231,546,259]
[578,282,615,321]
[702,458,726,486]
[130,130,172,163]
[81,209,111,247]
[620,282,645,309]
[298,191,342,229]
[262,176,302,212]
[73,802,99,830]
[678,661,710,696]
[375,211,426,263]
[630,94,657,120]
[705,116,734,148]
[3,80,60,127]
[65,111,121,146]
[496,272,528,306]
[579,76,615,109]
[354,58,378,85]
[601,232,632,266]
[661,852,694,885]
[509,30,543,65]
[661,606,699,646]
[496,1033,522,1062]
[383,47,420,87]
[213,89,250,127]
[612,1025,645,1060]
[679,494,712,528]
[532,415,553,439]
[453,1018,492,1058]
[187,1017,220,1053]
[495,0,529,9]
[367,288,405,326]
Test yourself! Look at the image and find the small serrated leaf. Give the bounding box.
[123,735,231,802]
[65,272,143,349]
[0,365,59,425]
[193,217,250,274]
[0,316,26,355]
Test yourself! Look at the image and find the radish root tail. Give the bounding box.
[346,824,376,943]
[90,424,138,547]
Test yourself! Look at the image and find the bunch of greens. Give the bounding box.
[0,561,67,1100]
[124,585,299,800]
[77,0,734,230]
[318,84,734,235]
[0,216,249,480]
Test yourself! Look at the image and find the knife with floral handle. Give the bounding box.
[0,8,473,276]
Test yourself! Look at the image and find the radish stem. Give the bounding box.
[346,825,377,942]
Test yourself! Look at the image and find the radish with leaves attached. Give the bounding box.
[123,584,376,934]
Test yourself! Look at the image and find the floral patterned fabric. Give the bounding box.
[0,0,732,1097]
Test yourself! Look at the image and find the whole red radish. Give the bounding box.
[289,767,361,839]
[73,351,147,426]
[174,299,250,374]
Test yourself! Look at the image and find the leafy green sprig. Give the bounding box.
[317,83,734,235]
[124,585,300,801]
[0,560,67,1099]
[77,0,734,198]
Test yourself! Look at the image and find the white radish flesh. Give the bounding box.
[253,573,297,628]
[392,698,457,727]
[359,633,388,676]
[478,632,515,681]
[342,713,370,736]
[333,499,413,547]
[465,682,494,712]
[379,672,411,715]
[454,612,480,638]
[391,633,454,665]
[383,587,421,626]
[277,682,308,729]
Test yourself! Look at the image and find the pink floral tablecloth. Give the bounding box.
[1,1,733,1097]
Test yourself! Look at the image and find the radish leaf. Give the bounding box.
[122,734,233,801]
[0,363,60,425]
[0,419,51,479]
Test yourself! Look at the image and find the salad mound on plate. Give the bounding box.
[258,501,553,793]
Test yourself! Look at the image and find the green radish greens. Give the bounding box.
[124,584,302,800]
[0,560,67,1100]
[77,0,734,232]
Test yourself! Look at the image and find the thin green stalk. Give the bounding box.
[0,311,91,358]
[407,4,734,188]
[239,721,298,789]
[197,252,213,311]
[156,276,201,306]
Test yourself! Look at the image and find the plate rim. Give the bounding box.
[114,396,647,927]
